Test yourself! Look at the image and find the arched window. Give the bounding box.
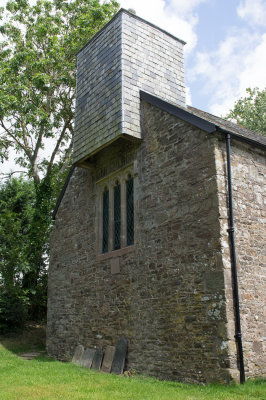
[97,166,135,256]
[102,187,109,253]
[113,181,121,250]
[126,175,134,246]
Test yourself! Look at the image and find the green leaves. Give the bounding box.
[0,178,34,287]
[225,87,266,135]
[0,0,119,182]
[0,0,119,328]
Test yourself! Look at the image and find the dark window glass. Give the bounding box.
[102,188,109,253]
[113,182,121,250]
[126,176,134,246]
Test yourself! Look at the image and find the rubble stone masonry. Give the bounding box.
[215,138,266,379]
[47,101,265,383]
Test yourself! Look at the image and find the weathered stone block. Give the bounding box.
[72,345,84,364]
[111,337,128,374]
[80,348,96,368]
[91,347,104,370]
[101,346,116,373]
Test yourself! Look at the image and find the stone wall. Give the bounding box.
[73,9,185,164]
[215,138,266,379]
[47,101,235,383]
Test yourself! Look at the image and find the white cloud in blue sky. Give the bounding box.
[120,0,266,115]
[1,0,264,114]
[237,0,266,27]
[0,0,265,175]
[187,0,266,115]
[119,0,202,53]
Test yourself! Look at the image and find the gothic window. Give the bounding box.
[96,165,136,256]
[102,187,109,253]
[126,175,134,246]
[113,181,121,250]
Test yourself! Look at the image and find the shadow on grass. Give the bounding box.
[0,322,47,356]
[31,354,60,363]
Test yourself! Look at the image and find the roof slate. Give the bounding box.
[188,106,266,148]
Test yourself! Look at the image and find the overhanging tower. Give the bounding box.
[73,9,186,165]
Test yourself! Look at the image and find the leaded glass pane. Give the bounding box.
[126,176,134,246]
[113,182,121,250]
[102,188,109,253]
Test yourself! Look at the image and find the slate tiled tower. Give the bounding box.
[73,9,186,164]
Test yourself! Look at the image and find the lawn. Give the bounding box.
[0,326,265,400]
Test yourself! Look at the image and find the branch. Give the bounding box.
[0,170,28,181]
[20,115,32,152]
[59,136,73,176]
[45,118,73,179]
[29,124,45,185]
[0,119,32,159]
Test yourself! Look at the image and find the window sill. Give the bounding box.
[96,245,135,261]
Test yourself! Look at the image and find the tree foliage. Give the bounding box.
[0,0,119,183]
[0,178,36,332]
[225,87,266,135]
[0,0,119,329]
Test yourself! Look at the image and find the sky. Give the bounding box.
[119,0,266,116]
[0,0,265,175]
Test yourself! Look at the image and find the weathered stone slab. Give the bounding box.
[111,337,128,374]
[72,344,84,364]
[80,348,96,368]
[101,345,115,373]
[91,347,104,370]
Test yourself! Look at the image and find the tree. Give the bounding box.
[0,0,119,325]
[225,87,266,135]
[0,0,119,182]
[0,178,36,331]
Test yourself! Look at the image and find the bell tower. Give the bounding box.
[73,9,186,165]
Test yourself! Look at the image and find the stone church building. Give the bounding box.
[47,9,266,383]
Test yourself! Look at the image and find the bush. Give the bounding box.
[0,286,30,333]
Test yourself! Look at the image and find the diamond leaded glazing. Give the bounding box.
[102,188,109,253]
[114,182,121,250]
[126,176,134,246]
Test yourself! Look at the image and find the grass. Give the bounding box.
[0,326,265,400]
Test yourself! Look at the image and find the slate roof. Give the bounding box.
[53,91,265,219]
[188,106,266,148]
[140,91,266,150]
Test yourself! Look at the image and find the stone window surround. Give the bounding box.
[95,162,137,261]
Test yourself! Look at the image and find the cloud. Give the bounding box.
[237,0,266,27]
[119,0,205,53]
[164,0,210,16]
[188,29,266,116]
[185,86,192,106]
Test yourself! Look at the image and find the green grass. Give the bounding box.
[0,327,265,400]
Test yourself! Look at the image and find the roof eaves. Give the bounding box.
[140,91,266,151]
[215,126,266,151]
[52,165,76,220]
[140,91,216,133]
